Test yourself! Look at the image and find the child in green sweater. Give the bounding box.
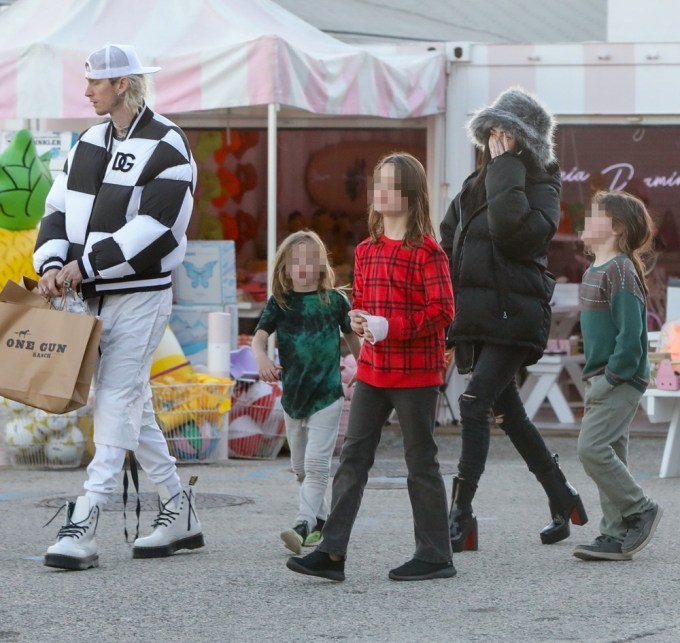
[573,190,662,562]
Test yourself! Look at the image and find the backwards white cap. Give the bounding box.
[85,44,161,80]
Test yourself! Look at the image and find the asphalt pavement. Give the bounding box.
[0,423,678,643]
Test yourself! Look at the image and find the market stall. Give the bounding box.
[0,0,447,303]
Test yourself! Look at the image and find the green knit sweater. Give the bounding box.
[580,255,649,393]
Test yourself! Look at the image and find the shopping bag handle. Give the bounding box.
[52,282,94,317]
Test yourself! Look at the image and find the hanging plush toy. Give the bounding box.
[0,129,53,286]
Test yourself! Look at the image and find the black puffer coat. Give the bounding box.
[440,152,561,370]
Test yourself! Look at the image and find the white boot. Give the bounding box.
[44,496,100,570]
[132,479,204,558]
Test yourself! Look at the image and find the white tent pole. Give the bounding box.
[267,102,278,300]
[267,103,278,359]
[426,114,446,235]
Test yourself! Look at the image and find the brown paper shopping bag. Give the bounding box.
[0,279,102,413]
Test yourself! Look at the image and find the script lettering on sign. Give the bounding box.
[562,162,680,192]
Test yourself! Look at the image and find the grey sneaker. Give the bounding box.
[280,521,309,554]
[622,503,663,555]
[573,535,632,561]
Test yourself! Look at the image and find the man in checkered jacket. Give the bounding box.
[35,44,204,571]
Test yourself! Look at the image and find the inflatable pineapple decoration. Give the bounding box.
[0,129,53,287]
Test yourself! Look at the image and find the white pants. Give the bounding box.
[284,397,343,528]
[83,290,180,505]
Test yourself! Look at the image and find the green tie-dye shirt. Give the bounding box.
[255,290,352,419]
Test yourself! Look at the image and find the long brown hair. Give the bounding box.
[592,190,654,295]
[367,152,434,247]
[468,144,492,212]
[270,230,336,307]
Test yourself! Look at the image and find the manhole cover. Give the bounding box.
[39,492,252,511]
[332,460,456,478]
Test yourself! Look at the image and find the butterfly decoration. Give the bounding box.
[183,260,218,288]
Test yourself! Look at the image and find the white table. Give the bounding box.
[641,388,680,478]
[549,305,581,340]
[519,354,585,424]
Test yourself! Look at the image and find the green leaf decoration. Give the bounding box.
[0,129,54,231]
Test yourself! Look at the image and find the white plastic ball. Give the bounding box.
[29,408,56,432]
[4,418,44,458]
[1,398,31,414]
[42,413,75,434]
[44,425,84,466]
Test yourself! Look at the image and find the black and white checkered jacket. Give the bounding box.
[34,104,196,299]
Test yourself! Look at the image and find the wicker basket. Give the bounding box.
[228,380,286,459]
[0,398,92,469]
[152,382,233,463]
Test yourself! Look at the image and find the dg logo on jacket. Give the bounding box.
[112,152,136,172]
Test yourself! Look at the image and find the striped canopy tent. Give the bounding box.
[0,0,446,293]
[0,0,446,119]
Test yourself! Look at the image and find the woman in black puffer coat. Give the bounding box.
[440,87,588,552]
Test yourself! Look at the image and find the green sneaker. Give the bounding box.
[303,518,325,547]
[280,521,309,554]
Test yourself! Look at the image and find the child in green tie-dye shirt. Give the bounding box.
[252,230,361,554]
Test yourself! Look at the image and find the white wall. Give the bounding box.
[608,0,680,42]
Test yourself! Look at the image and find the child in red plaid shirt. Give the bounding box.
[287,152,456,582]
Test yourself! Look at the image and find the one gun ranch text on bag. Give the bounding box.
[5,336,68,358]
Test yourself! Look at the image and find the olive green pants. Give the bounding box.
[577,375,654,541]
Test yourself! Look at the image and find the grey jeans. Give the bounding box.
[284,397,344,528]
[577,375,654,541]
[318,381,452,563]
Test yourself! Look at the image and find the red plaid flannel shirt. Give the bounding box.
[353,235,454,388]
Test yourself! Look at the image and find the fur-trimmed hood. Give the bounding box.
[467,86,556,169]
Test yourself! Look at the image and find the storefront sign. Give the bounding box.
[562,163,680,191]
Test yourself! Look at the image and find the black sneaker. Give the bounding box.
[286,550,345,582]
[622,503,663,555]
[388,558,456,581]
[573,535,632,561]
[280,521,309,555]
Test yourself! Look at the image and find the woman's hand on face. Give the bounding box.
[489,128,515,158]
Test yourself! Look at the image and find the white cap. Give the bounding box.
[85,44,161,80]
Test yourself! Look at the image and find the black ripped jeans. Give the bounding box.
[457,343,555,485]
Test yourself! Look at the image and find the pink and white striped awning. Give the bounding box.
[0,0,446,120]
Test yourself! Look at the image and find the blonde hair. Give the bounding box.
[111,74,148,114]
[592,190,654,295]
[271,230,336,307]
[368,152,434,247]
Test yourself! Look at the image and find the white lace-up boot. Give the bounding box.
[44,496,100,570]
[132,477,204,558]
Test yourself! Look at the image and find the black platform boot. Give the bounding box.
[536,454,588,544]
[448,476,478,552]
